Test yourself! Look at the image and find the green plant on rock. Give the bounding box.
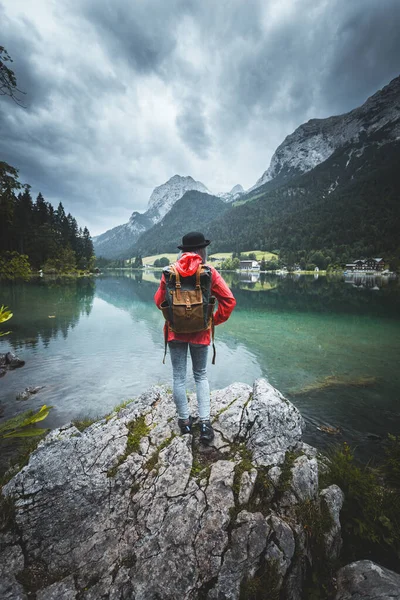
[239,558,281,600]
[145,434,176,473]
[126,415,151,454]
[296,498,336,599]
[71,415,99,432]
[320,441,400,568]
[107,414,151,477]
[383,434,400,488]
[112,399,134,414]
[231,443,254,498]
[276,449,302,494]
[0,405,52,439]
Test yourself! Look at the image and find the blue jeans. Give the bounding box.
[169,341,210,420]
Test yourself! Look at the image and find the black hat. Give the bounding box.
[177,231,211,250]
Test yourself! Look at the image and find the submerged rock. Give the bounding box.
[16,386,45,401]
[0,352,25,377]
[0,379,344,600]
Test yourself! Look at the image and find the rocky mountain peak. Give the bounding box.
[229,184,244,194]
[217,183,245,202]
[251,74,400,191]
[93,175,209,258]
[147,175,209,216]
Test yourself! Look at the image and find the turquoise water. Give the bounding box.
[1,272,399,461]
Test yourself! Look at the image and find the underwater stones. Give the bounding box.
[0,352,25,377]
[16,386,45,401]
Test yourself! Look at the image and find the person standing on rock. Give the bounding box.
[154,232,236,443]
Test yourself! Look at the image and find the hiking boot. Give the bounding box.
[199,420,214,443]
[178,416,193,435]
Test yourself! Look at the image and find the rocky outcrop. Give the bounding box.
[335,560,400,600]
[0,352,25,378]
[0,379,344,599]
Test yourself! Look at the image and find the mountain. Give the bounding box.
[93,175,209,258]
[217,184,245,202]
[250,75,400,192]
[92,212,153,260]
[131,191,228,257]
[208,76,400,261]
[145,175,209,221]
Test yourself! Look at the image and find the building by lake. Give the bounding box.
[345,258,386,272]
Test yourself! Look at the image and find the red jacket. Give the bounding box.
[154,253,236,345]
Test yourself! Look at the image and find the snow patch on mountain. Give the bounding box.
[217,184,245,202]
[250,76,400,191]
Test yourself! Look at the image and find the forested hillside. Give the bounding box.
[0,161,94,275]
[131,191,228,257]
[207,141,400,265]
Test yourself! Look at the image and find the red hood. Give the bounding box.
[175,253,203,276]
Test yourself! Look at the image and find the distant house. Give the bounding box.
[345,258,386,272]
[345,263,357,271]
[373,258,385,271]
[239,260,259,270]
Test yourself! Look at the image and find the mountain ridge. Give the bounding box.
[249,75,400,192]
[93,175,209,258]
[131,190,228,257]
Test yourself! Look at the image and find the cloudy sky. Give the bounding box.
[1,0,399,236]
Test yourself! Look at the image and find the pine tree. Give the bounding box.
[0,161,20,251]
[82,227,94,270]
[14,186,33,255]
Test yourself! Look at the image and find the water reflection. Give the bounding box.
[214,272,400,318]
[1,277,95,349]
[239,272,260,284]
[344,273,397,289]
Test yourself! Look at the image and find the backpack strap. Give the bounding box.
[195,264,202,289]
[211,314,216,365]
[162,321,169,365]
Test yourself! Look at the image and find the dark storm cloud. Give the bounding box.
[81,0,190,73]
[325,0,400,112]
[1,0,399,235]
[175,97,212,158]
[0,6,47,109]
[202,0,400,134]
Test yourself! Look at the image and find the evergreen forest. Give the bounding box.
[0,161,94,277]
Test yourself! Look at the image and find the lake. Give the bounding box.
[1,271,399,464]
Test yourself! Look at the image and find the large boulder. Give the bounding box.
[335,560,400,599]
[0,379,343,599]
